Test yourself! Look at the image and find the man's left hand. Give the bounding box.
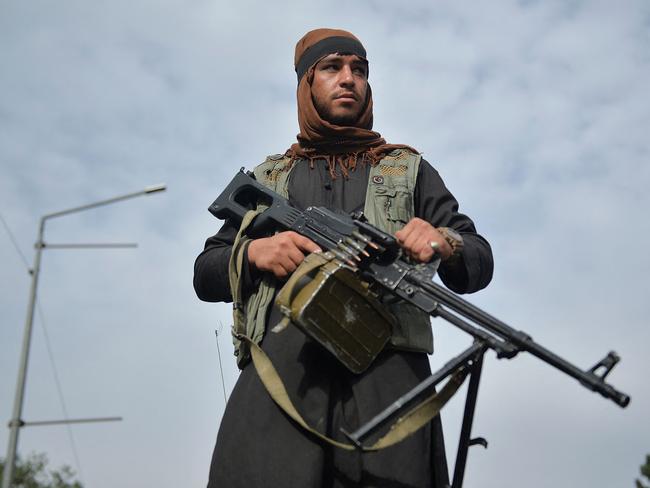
[395,218,452,263]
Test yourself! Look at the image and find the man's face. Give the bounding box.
[311,53,369,126]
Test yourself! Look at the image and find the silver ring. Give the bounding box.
[429,241,440,250]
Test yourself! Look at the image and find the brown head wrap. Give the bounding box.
[286,28,418,178]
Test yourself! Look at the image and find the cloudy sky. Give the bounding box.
[1,0,649,486]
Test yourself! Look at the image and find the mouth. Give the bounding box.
[334,93,358,102]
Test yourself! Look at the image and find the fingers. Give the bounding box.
[270,261,294,279]
[398,223,423,253]
[411,235,447,262]
[285,241,308,267]
[286,232,322,254]
[247,231,321,279]
[395,218,452,262]
[394,221,414,244]
[395,218,429,252]
[407,234,433,262]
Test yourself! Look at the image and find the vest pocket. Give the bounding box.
[373,186,412,224]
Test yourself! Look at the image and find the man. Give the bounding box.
[194,28,493,488]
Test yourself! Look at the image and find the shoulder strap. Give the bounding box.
[241,332,467,451]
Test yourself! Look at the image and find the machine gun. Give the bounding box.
[209,168,630,487]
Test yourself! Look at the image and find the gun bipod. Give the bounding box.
[341,341,488,487]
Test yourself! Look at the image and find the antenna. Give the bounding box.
[214,323,229,404]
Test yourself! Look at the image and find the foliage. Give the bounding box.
[636,454,650,488]
[0,453,82,488]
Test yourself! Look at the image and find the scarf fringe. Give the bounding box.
[286,146,395,180]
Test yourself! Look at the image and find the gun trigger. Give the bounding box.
[588,351,620,381]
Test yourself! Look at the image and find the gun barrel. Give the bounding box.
[418,277,630,408]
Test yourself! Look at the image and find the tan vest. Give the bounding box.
[228,149,433,367]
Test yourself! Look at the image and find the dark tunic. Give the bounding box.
[194,159,493,488]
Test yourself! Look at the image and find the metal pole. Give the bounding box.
[43,243,138,249]
[22,417,123,427]
[2,218,45,488]
[42,184,166,221]
[2,184,166,488]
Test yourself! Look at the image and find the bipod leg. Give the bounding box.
[343,342,483,448]
[452,346,486,488]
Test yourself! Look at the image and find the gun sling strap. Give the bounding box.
[239,332,468,451]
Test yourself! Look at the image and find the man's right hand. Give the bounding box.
[247,231,322,279]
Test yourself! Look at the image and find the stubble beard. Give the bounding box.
[313,96,363,127]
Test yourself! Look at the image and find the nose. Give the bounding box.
[338,65,354,86]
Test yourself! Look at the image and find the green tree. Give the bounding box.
[0,453,82,488]
[636,454,650,488]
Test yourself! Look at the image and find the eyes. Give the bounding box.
[352,66,367,76]
[319,62,367,78]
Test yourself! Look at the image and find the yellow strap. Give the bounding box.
[228,207,272,365]
[228,208,264,332]
[241,334,468,451]
[370,367,467,450]
[275,252,332,313]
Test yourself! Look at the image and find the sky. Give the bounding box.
[1,0,649,486]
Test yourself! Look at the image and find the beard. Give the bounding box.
[312,95,364,127]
